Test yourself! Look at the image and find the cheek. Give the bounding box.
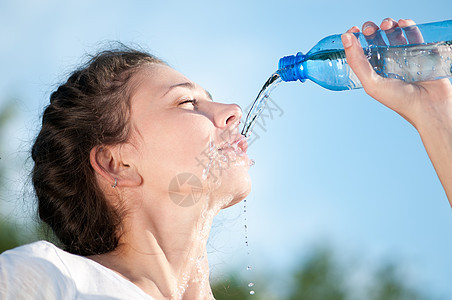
[139,114,211,172]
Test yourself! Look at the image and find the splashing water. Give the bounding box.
[172,196,230,300]
[201,124,253,185]
[201,139,219,181]
[243,200,250,252]
[243,199,256,295]
[241,73,283,138]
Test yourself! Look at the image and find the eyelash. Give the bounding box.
[179,98,198,108]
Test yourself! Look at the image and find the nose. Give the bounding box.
[211,103,242,129]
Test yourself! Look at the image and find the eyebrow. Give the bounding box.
[162,82,213,100]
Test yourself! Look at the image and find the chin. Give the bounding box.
[219,171,252,209]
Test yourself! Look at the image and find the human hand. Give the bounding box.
[341,18,452,130]
[342,18,452,205]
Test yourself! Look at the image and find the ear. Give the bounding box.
[90,145,142,188]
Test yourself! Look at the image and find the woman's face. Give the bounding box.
[126,64,252,208]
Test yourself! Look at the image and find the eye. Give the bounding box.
[178,98,198,109]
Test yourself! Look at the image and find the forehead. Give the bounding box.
[134,64,190,94]
[128,64,190,110]
[130,64,212,103]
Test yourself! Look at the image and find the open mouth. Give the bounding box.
[218,136,248,154]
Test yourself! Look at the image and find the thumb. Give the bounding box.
[341,32,417,124]
[341,33,383,98]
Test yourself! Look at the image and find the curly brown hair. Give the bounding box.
[31,46,165,256]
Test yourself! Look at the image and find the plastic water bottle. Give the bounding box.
[277,20,452,91]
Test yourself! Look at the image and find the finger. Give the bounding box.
[399,19,424,44]
[347,26,360,33]
[341,32,380,90]
[342,32,416,114]
[380,17,407,45]
[362,21,386,46]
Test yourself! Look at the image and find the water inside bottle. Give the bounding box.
[241,73,282,137]
[365,41,452,81]
[307,41,452,85]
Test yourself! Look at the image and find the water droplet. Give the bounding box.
[417,71,422,75]
[250,291,255,295]
[202,168,208,180]
[246,266,252,271]
[432,66,436,71]
[249,159,255,166]
[248,282,255,287]
[332,40,335,44]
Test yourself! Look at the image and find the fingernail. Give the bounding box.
[341,33,353,48]
[363,23,373,32]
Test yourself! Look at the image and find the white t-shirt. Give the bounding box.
[0,241,155,300]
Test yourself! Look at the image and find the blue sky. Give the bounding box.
[1,0,451,297]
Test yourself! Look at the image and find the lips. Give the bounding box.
[236,136,248,153]
[218,135,248,154]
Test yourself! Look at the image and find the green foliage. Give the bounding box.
[212,275,261,300]
[211,247,430,300]
[289,247,347,300]
[0,100,22,254]
[0,220,22,253]
[369,263,424,300]
[0,101,15,130]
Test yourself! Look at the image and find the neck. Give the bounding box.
[89,191,231,300]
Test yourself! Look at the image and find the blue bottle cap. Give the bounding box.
[278,52,306,82]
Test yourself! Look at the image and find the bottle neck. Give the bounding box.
[277,52,306,82]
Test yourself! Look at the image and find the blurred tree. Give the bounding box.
[288,247,347,300]
[0,221,22,253]
[369,263,425,300]
[210,246,431,300]
[212,274,263,300]
[0,100,23,253]
[0,99,59,254]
